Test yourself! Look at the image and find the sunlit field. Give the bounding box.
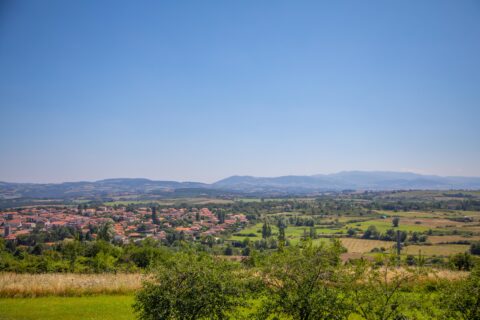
[0,295,135,320]
[0,273,142,298]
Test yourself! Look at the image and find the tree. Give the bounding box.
[151,207,159,225]
[278,225,286,251]
[347,228,357,237]
[309,227,317,239]
[217,211,225,224]
[61,240,84,272]
[405,255,416,266]
[350,258,419,320]
[134,252,246,320]
[392,217,400,228]
[438,264,480,319]
[362,225,380,239]
[97,222,114,242]
[470,242,480,255]
[409,232,419,243]
[257,241,353,320]
[224,245,233,256]
[450,252,474,271]
[204,235,215,248]
[261,221,271,239]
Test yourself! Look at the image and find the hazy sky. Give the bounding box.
[1,0,479,183]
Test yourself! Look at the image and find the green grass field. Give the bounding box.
[0,293,439,320]
[344,219,434,233]
[229,223,346,244]
[0,296,135,320]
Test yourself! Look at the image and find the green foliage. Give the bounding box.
[362,225,380,239]
[392,217,400,228]
[0,238,171,274]
[350,259,420,320]
[437,265,480,319]
[450,252,474,271]
[133,252,247,320]
[97,222,115,242]
[256,240,352,320]
[261,220,272,239]
[470,242,480,255]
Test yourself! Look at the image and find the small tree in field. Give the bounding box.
[392,217,400,228]
[256,240,353,320]
[134,252,246,320]
[470,242,480,255]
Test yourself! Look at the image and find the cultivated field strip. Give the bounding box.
[0,273,143,297]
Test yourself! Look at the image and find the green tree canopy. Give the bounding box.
[134,252,247,320]
[257,240,352,320]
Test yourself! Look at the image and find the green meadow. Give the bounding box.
[344,219,434,233]
[0,296,135,320]
[0,294,440,320]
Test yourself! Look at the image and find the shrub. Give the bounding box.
[437,265,480,319]
[134,252,246,320]
[256,240,353,320]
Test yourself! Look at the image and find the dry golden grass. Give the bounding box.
[339,238,394,253]
[427,269,468,281]
[383,267,468,284]
[427,235,480,244]
[402,244,469,256]
[0,273,143,298]
[400,217,466,228]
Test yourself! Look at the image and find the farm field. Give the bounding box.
[427,235,480,244]
[0,273,142,298]
[229,223,345,243]
[310,238,394,253]
[338,238,394,253]
[344,219,436,233]
[0,295,135,320]
[229,209,480,256]
[374,210,447,218]
[0,289,453,320]
[402,244,470,256]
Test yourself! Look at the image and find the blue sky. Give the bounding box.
[1,0,479,183]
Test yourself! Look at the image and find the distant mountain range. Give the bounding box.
[212,171,480,192]
[1,171,480,199]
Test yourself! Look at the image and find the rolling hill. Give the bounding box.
[1,171,480,199]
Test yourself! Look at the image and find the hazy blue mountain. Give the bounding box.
[1,172,480,199]
[0,179,209,199]
[212,171,480,191]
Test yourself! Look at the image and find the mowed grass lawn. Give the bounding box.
[0,295,135,320]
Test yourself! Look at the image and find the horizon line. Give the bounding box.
[2,170,480,185]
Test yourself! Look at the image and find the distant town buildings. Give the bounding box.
[0,206,248,243]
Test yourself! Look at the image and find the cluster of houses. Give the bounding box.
[0,205,249,244]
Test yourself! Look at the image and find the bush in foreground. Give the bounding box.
[437,265,480,320]
[133,252,247,320]
[256,240,352,320]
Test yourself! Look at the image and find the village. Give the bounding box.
[0,205,249,244]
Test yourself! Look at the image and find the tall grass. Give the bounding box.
[0,273,143,298]
[0,268,466,298]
